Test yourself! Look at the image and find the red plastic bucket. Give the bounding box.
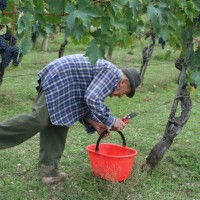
[86,131,138,182]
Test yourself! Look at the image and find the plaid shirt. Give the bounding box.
[38,54,121,133]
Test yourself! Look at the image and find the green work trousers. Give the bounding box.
[0,89,69,177]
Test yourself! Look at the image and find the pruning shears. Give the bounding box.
[121,112,138,124]
[99,112,138,137]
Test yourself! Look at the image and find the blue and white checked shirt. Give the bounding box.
[38,54,121,133]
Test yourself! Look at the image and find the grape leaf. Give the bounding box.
[160,28,171,41]
[147,4,159,23]
[186,49,200,85]
[187,49,200,70]
[77,8,98,29]
[77,10,91,29]
[111,0,124,14]
[45,24,56,35]
[147,4,166,25]
[192,0,200,9]
[119,0,129,6]
[73,24,84,41]
[0,16,11,25]
[46,0,67,14]
[77,0,90,10]
[66,15,76,32]
[128,0,141,16]
[17,12,34,34]
[190,70,200,85]
[85,39,105,64]
[18,37,32,55]
[66,3,98,32]
[111,19,127,29]
[101,17,111,35]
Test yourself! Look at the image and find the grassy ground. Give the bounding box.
[0,34,200,200]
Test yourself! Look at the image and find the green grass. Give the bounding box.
[0,34,200,200]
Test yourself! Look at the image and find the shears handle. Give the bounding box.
[121,116,130,124]
[121,112,138,124]
[99,112,138,137]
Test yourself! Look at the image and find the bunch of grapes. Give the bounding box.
[2,33,17,46]
[0,0,7,11]
[0,34,23,68]
[158,37,166,49]
[1,49,13,68]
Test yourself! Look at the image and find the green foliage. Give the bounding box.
[1,0,200,86]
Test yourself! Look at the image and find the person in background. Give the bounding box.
[0,54,141,185]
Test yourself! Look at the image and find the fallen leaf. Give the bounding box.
[144,97,153,102]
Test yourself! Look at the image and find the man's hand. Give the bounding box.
[112,118,126,131]
[84,118,110,136]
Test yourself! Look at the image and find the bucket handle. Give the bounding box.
[95,130,126,152]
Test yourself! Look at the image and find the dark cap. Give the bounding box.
[122,67,141,98]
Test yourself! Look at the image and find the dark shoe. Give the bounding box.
[42,172,71,185]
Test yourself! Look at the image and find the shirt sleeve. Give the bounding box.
[79,118,96,134]
[79,112,101,134]
[84,67,120,127]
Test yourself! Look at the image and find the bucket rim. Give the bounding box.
[86,143,138,158]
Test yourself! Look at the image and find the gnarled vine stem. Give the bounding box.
[142,25,194,173]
